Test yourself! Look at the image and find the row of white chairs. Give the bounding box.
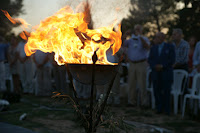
[146,69,200,117]
[182,73,200,117]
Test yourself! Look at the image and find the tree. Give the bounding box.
[0,0,24,37]
[121,0,177,37]
[173,0,200,40]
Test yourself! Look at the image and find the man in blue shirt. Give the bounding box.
[148,32,175,114]
[123,24,150,107]
[0,36,9,92]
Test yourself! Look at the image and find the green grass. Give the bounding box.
[1,93,200,133]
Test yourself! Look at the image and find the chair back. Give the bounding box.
[172,69,188,94]
[191,73,200,96]
[146,68,153,89]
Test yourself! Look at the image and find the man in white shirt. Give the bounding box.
[17,40,34,93]
[33,50,52,96]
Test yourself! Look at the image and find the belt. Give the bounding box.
[131,59,146,64]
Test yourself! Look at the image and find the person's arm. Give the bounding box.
[140,36,150,50]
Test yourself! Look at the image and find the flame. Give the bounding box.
[3,4,122,65]
[2,10,30,29]
[19,31,30,41]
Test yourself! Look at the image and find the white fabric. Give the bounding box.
[35,67,52,96]
[17,41,26,58]
[34,51,52,68]
[8,46,20,74]
[20,58,34,93]
[34,50,47,65]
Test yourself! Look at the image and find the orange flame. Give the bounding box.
[19,31,30,41]
[3,5,122,65]
[2,10,30,29]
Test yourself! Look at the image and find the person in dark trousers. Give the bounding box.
[148,32,175,115]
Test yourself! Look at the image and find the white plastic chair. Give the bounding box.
[182,73,200,118]
[171,69,188,114]
[146,68,155,109]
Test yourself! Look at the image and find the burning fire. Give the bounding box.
[2,3,122,65]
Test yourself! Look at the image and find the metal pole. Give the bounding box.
[94,54,124,131]
[88,51,97,133]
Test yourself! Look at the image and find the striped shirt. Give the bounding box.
[173,39,190,64]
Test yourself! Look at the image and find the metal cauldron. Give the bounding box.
[67,64,118,85]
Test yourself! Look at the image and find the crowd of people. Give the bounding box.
[122,24,200,115]
[0,34,68,97]
[0,24,199,115]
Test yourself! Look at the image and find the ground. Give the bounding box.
[0,93,200,133]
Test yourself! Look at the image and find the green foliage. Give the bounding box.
[122,0,177,37]
[0,0,24,37]
[173,0,200,40]
[122,0,200,40]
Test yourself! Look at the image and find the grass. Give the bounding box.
[1,93,200,133]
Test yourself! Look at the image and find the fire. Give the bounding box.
[2,4,122,65]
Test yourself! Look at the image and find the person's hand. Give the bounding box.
[155,64,163,71]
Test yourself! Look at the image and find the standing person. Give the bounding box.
[123,24,150,107]
[8,35,21,94]
[17,39,34,94]
[148,32,175,114]
[0,36,9,92]
[187,36,197,88]
[171,28,190,71]
[193,40,200,73]
[188,36,197,73]
[33,51,52,96]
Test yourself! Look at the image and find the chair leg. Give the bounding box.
[194,99,198,115]
[180,95,184,113]
[182,96,187,118]
[151,90,155,109]
[189,98,193,110]
[174,94,179,114]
